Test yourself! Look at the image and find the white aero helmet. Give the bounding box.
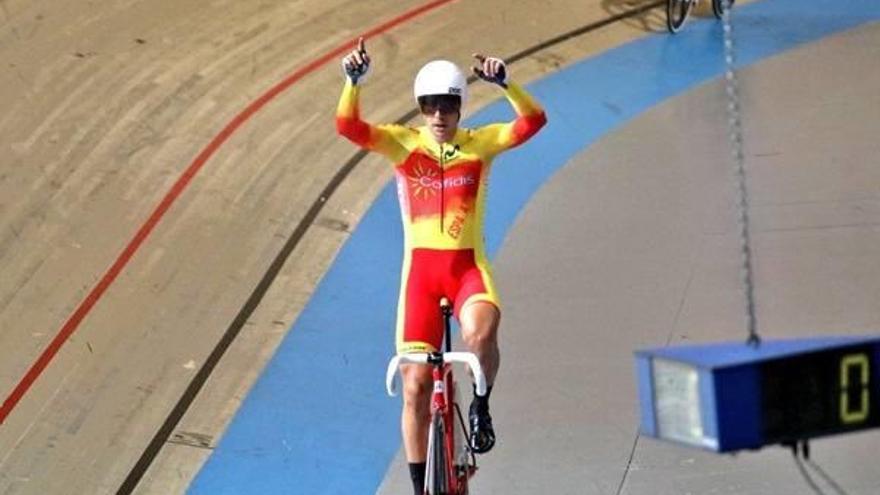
[413,60,468,108]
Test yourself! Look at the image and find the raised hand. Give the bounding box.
[472,53,508,88]
[342,37,371,84]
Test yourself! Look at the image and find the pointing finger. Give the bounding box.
[358,36,366,54]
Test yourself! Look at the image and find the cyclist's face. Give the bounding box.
[419,95,461,143]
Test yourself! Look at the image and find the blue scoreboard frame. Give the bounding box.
[635,335,880,452]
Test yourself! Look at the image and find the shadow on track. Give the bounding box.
[601,0,667,32]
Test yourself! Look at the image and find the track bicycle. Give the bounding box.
[386,299,487,495]
[667,0,735,33]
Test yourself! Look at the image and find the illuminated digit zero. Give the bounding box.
[840,353,870,424]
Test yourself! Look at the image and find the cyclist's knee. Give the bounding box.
[460,306,499,350]
[401,364,432,408]
[462,329,497,352]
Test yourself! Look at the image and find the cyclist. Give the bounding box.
[337,37,546,494]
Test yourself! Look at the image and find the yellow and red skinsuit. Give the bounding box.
[336,78,547,353]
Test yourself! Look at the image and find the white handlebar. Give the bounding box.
[385,352,487,397]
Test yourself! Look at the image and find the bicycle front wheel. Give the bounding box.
[425,413,449,495]
[666,0,692,33]
[712,0,735,19]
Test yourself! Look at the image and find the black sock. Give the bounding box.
[409,462,426,495]
[472,384,493,408]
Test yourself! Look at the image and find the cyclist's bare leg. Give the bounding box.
[459,301,500,385]
[459,300,500,453]
[400,363,433,461]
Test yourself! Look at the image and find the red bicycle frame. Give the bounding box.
[386,301,486,495]
[430,354,468,493]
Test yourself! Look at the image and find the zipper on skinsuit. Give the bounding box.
[439,143,445,235]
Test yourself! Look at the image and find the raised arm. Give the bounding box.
[472,54,547,154]
[336,38,412,162]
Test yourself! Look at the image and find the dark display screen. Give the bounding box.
[760,344,880,443]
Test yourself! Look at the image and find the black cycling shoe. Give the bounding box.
[468,400,496,454]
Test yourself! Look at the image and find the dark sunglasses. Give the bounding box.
[418,94,461,115]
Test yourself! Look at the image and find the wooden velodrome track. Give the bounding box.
[2,0,879,493]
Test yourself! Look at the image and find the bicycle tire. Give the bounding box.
[666,0,692,33]
[425,413,449,495]
[712,0,735,19]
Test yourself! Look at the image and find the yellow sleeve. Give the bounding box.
[335,79,414,163]
[472,81,547,156]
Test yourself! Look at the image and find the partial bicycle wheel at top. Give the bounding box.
[667,0,735,33]
[712,0,735,19]
[666,0,695,33]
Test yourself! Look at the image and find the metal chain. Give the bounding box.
[721,4,761,347]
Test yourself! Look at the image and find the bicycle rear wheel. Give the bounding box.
[425,413,449,495]
[666,0,692,33]
[712,0,735,19]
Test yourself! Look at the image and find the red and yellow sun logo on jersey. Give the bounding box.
[396,152,481,228]
[407,163,441,200]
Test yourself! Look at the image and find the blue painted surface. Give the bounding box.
[635,356,657,437]
[190,1,880,493]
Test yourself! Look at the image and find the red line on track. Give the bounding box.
[0,0,459,425]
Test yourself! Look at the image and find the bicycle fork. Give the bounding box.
[426,367,476,494]
[425,363,454,494]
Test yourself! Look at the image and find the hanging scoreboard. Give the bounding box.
[635,335,880,452]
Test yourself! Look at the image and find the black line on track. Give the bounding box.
[117,2,665,493]
[616,432,641,495]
